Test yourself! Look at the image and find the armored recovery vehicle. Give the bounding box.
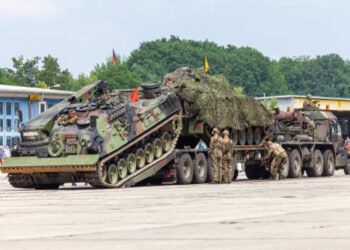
[1,67,276,188]
[245,108,350,180]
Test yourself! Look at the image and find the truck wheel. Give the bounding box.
[177,153,194,184]
[279,157,289,179]
[247,127,254,145]
[322,150,335,176]
[193,153,208,184]
[206,157,214,182]
[239,129,247,145]
[344,160,350,175]
[288,149,302,178]
[245,165,261,179]
[306,149,324,177]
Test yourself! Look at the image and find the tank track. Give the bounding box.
[8,174,35,188]
[85,113,181,188]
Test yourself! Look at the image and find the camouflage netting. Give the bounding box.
[162,67,274,130]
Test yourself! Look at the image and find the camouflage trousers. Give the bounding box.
[222,158,232,183]
[210,150,222,182]
[270,152,288,179]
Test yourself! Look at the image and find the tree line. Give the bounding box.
[1,36,350,97]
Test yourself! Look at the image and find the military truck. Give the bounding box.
[0,68,275,189]
[245,109,350,180]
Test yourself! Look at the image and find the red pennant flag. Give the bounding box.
[130,88,139,103]
[112,49,118,64]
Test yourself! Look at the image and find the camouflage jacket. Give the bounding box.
[265,143,286,159]
[209,136,223,153]
[222,138,234,160]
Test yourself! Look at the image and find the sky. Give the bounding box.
[1,0,350,76]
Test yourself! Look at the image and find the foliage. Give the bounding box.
[1,37,350,98]
[263,97,278,111]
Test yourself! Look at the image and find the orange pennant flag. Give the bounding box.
[130,88,139,103]
[112,49,118,64]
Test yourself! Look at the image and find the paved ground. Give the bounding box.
[1,172,350,250]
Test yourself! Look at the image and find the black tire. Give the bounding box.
[279,156,289,179]
[245,165,261,179]
[193,153,208,184]
[306,149,324,177]
[288,149,302,178]
[246,127,254,145]
[344,159,350,175]
[177,153,194,184]
[322,149,335,176]
[206,157,214,182]
[239,129,247,145]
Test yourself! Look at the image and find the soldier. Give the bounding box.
[222,130,234,183]
[57,109,78,126]
[209,128,223,183]
[263,140,288,180]
[303,94,319,110]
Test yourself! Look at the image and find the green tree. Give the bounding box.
[6,56,40,87]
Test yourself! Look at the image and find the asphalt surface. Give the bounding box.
[1,172,350,250]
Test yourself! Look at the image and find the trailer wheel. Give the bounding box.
[177,153,194,184]
[288,149,302,178]
[254,127,263,145]
[322,150,335,176]
[279,157,289,179]
[344,160,350,175]
[245,165,261,179]
[231,129,239,145]
[306,149,324,177]
[193,153,208,184]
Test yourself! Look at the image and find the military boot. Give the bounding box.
[273,174,280,181]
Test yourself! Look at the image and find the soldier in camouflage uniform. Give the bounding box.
[263,140,287,180]
[303,94,319,110]
[209,128,223,183]
[222,130,234,183]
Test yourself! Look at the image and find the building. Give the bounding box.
[0,85,73,147]
[257,95,350,135]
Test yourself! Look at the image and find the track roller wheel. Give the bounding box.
[127,154,137,174]
[107,164,119,184]
[153,138,163,158]
[136,148,146,169]
[254,127,263,145]
[231,129,239,145]
[239,129,247,145]
[145,143,155,163]
[246,127,254,145]
[117,158,128,179]
[162,132,172,152]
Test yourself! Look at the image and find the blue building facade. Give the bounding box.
[0,85,73,148]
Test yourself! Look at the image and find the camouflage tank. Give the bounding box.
[163,67,274,146]
[1,80,182,189]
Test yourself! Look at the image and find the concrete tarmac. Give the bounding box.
[1,172,350,250]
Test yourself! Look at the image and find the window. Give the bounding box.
[39,101,46,114]
[0,136,3,146]
[0,120,2,132]
[12,136,20,146]
[6,102,11,115]
[6,136,11,147]
[14,119,20,132]
[0,102,3,115]
[6,119,11,132]
[14,102,19,116]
